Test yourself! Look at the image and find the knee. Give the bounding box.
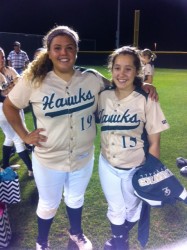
[14,142,26,153]
[4,138,13,146]
[65,195,84,209]
[36,199,60,219]
[107,207,126,225]
[125,201,142,222]
[37,206,58,220]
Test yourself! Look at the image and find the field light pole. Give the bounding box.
[116,0,120,48]
[133,10,140,47]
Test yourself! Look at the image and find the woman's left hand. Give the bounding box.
[142,82,159,101]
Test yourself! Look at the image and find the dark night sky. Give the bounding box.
[1,0,187,51]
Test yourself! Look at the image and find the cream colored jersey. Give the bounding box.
[0,67,19,90]
[142,63,154,81]
[8,68,106,172]
[98,87,170,169]
[0,67,19,116]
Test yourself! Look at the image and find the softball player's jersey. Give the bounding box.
[8,69,106,172]
[97,87,170,169]
[142,63,154,81]
[0,67,19,117]
[0,67,19,89]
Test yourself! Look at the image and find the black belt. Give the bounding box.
[114,165,143,171]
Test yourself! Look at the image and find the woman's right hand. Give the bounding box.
[23,128,47,147]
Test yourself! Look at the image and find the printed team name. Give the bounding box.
[98,108,140,124]
[138,168,173,187]
[5,75,14,83]
[42,88,95,117]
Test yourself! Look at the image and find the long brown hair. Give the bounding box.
[22,25,79,87]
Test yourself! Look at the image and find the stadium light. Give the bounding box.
[116,0,120,48]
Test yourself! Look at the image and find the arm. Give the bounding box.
[3,97,47,147]
[7,53,12,67]
[142,82,158,101]
[147,133,161,159]
[144,75,153,84]
[83,67,111,89]
[24,60,30,69]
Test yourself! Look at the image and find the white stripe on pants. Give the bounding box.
[99,154,142,225]
[32,153,94,219]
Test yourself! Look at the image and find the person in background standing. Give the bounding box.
[7,41,30,75]
[140,48,157,84]
[0,47,33,176]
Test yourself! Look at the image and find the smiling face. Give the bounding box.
[48,35,77,79]
[112,54,138,92]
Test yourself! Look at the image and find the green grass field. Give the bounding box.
[0,68,187,250]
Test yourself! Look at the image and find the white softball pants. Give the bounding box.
[99,154,142,225]
[0,107,26,152]
[32,153,94,220]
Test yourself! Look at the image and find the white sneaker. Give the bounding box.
[180,166,187,177]
[69,231,93,250]
[10,164,21,170]
[36,241,50,250]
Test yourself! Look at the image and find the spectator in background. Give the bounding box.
[7,41,30,74]
[140,48,157,84]
[0,47,33,176]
